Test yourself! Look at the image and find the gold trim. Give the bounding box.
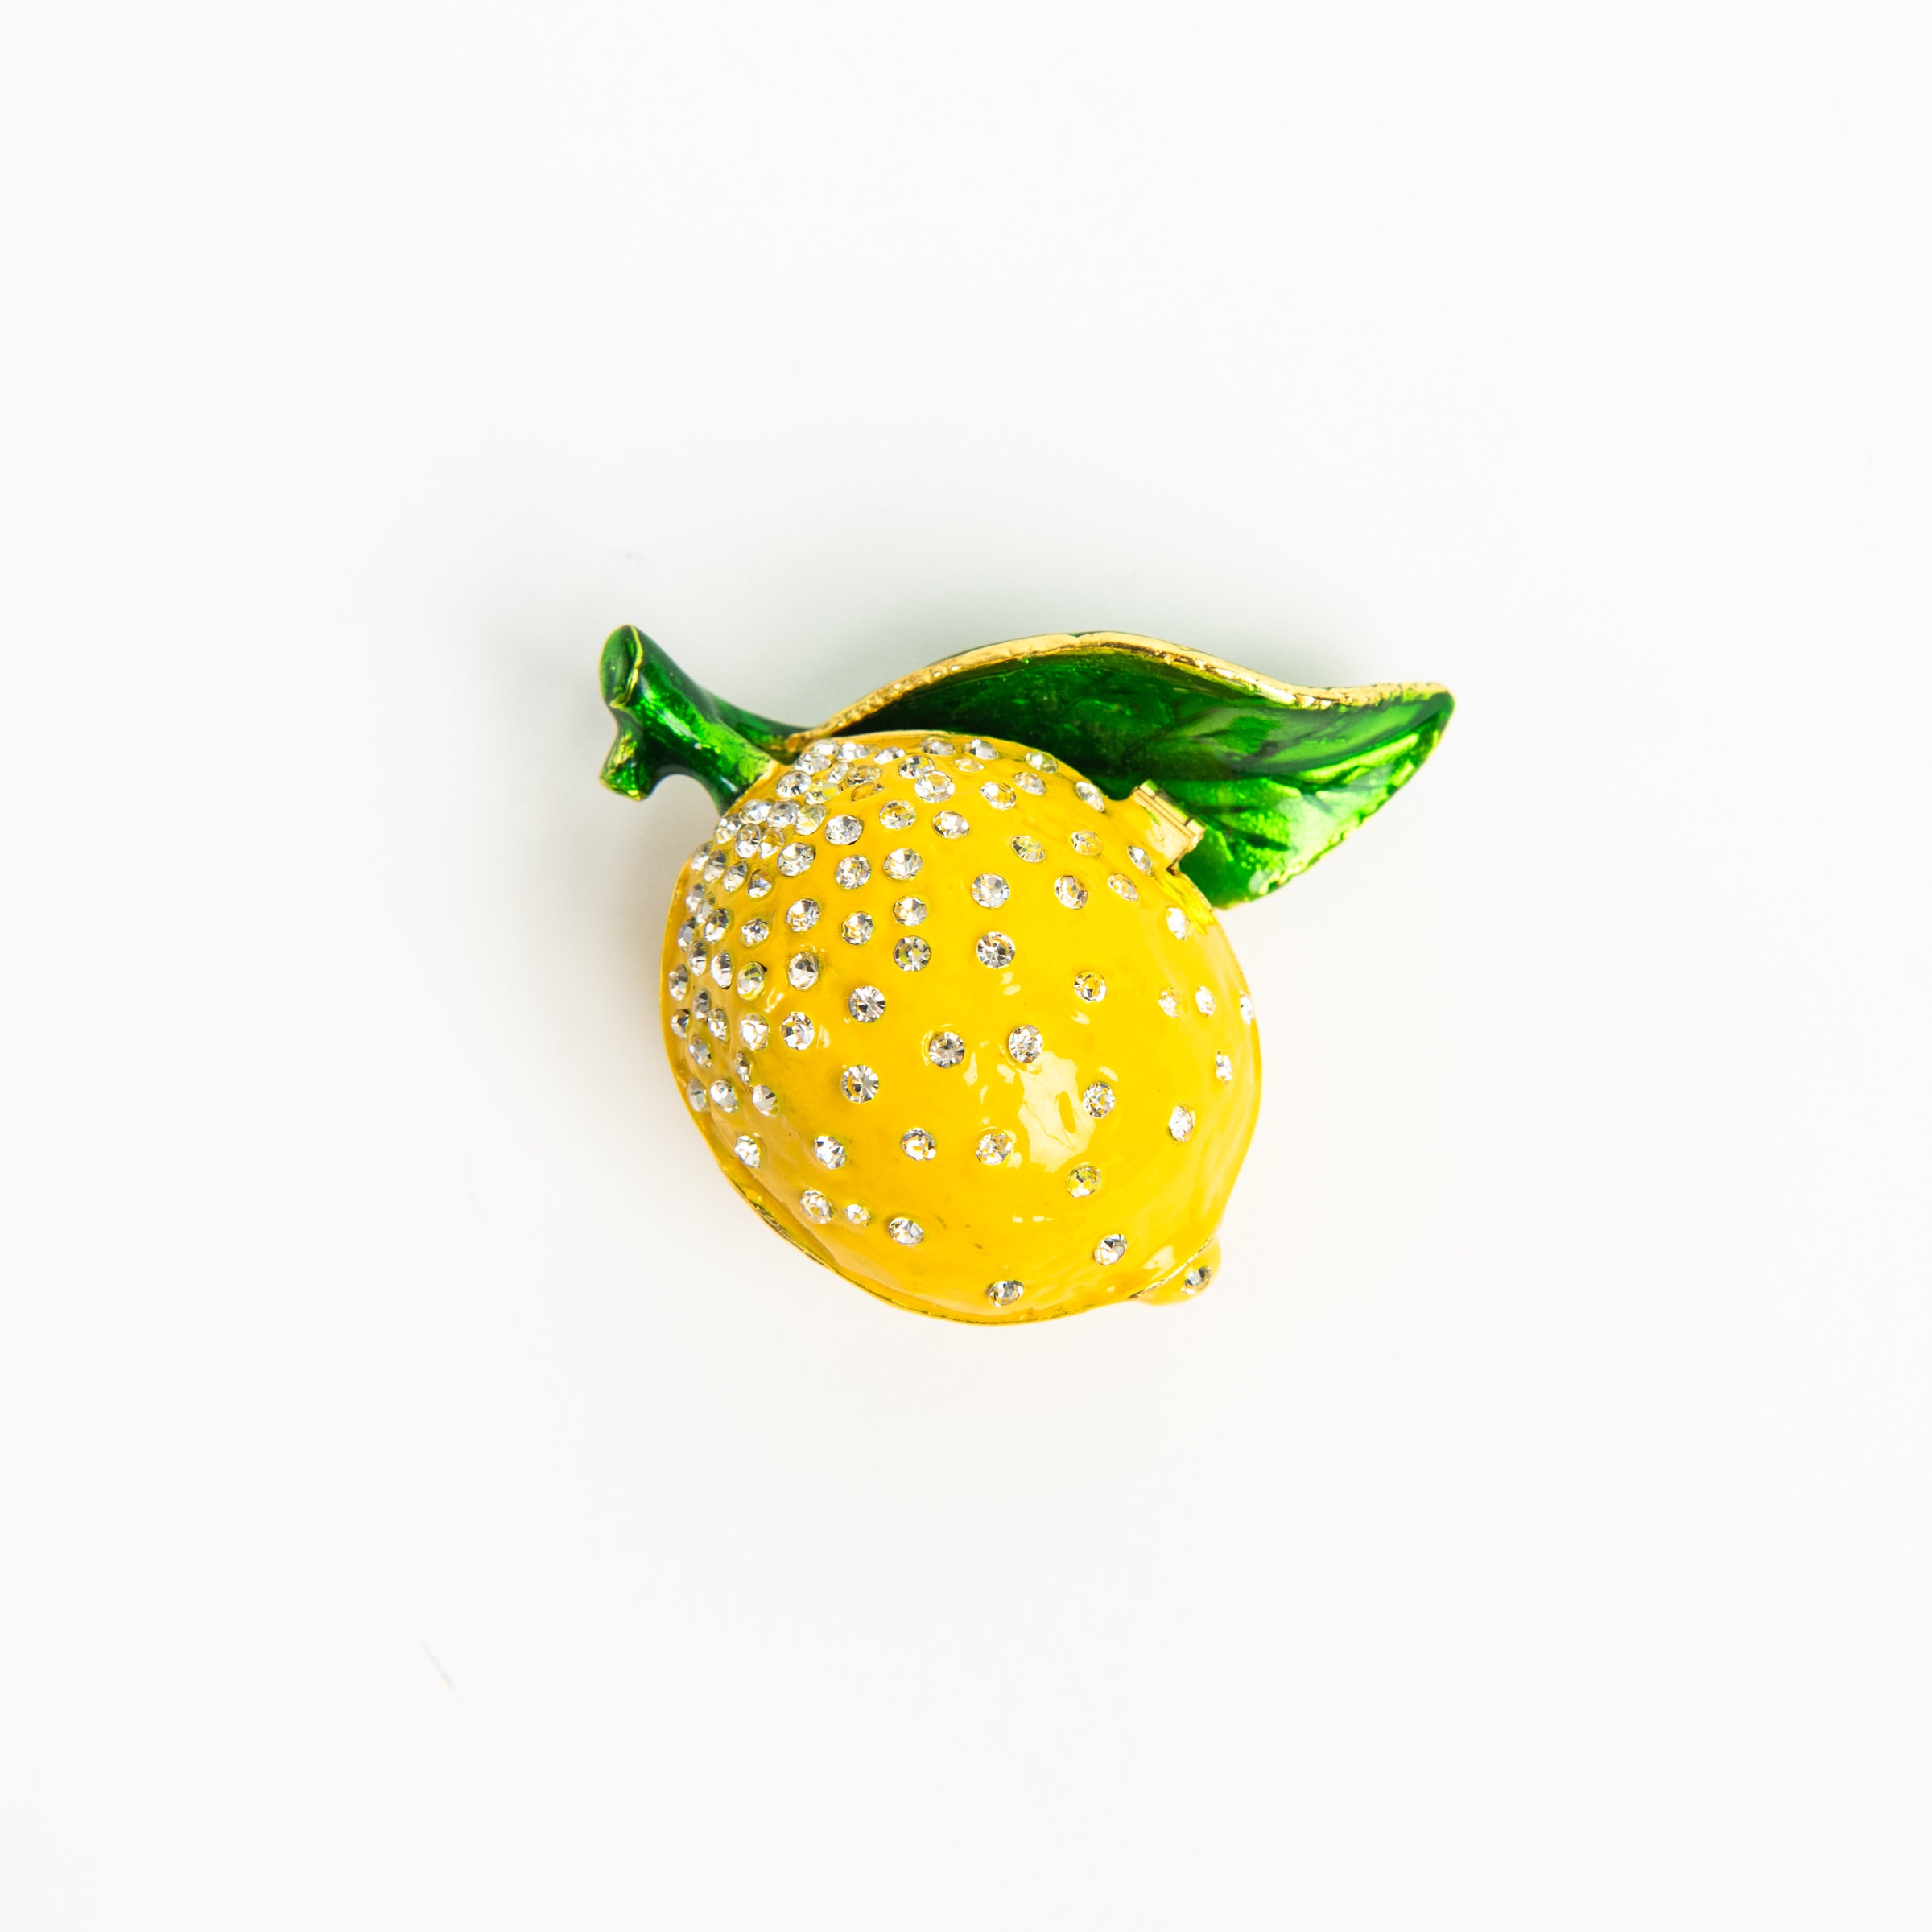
[778,631,1447,755]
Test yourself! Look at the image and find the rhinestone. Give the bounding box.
[686,1080,707,1111]
[846,776,881,801]
[688,944,708,978]
[934,810,970,838]
[901,1128,936,1161]
[849,985,886,1022]
[976,931,1016,968]
[895,754,933,781]
[799,1189,832,1225]
[1168,1105,1195,1141]
[840,912,874,946]
[1011,834,1044,863]
[1166,907,1190,939]
[813,1134,847,1169]
[840,1063,880,1102]
[825,815,862,847]
[710,1079,739,1112]
[1015,770,1045,796]
[834,855,872,890]
[1053,875,1088,910]
[737,961,767,996]
[710,950,733,987]
[1025,750,1058,773]
[703,855,727,883]
[1083,1080,1116,1119]
[1075,781,1106,811]
[1239,992,1254,1023]
[774,771,804,799]
[1195,986,1215,1015]
[715,813,742,843]
[690,1038,712,1068]
[894,936,931,971]
[1158,987,1179,1016]
[1074,972,1105,1002]
[976,1129,1014,1164]
[740,918,770,947]
[878,800,916,830]
[787,952,819,989]
[733,1134,762,1169]
[1006,1025,1042,1065]
[676,919,697,953]
[781,1013,815,1049]
[1094,1233,1128,1265]
[692,989,712,1021]
[733,1051,753,1083]
[1070,829,1100,856]
[971,873,1010,908]
[985,1279,1023,1306]
[1066,1164,1100,1197]
[746,872,773,899]
[980,780,1017,809]
[707,1008,729,1041]
[891,895,927,925]
[927,1030,966,1068]
[777,841,816,876]
[667,966,690,1000]
[1184,1264,1212,1290]
[720,861,749,894]
[921,736,955,757]
[685,886,706,913]
[742,800,772,824]
[883,847,921,881]
[837,742,868,763]
[786,898,822,932]
[887,1216,923,1246]
[1108,874,1139,902]
[768,803,798,832]
[913,770,955,803]
[1127,844,1153,875]
[671,1009,691,1038]
[793,802,827,834]
[843,1202,872,1226]
[752,1084,779,1114]
[735,831,774,860]
[1215,1051,1233,1082]
[741,1013,770,1049]
[954,757,982,772]
[795,745,832,774]
[690,844,712,872]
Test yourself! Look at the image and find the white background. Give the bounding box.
[2,4,1926,1926]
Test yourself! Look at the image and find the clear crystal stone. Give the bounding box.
[1184,1264,1212,1290]
[716,813,742,843]
[1166,907,1190,939]
[793,802,827,834]
[703,854,727,883]
[921,736,955,757]
[720,861,749,893]
[843,1202,871,1226]
[1074,972,1105,1002]
[690,843,712,872]
[686,1080,708,1111]
[1010,834,1044,863]
[913,770,954,803]
[752,1084,779,1114]
[774,771,804,799]
[1006,1025,1042,1065]
[934,811,969,838]
[795,745,832,775]
[968,738,999,759]
[776,841,816,876]
[895,754,932,781]
[878,799,916,829]
[707,1007,729,1041]
[887,1216,923,1245]
[1127,844,1153,874]
[733,1051,753,1083]
[1066,1164,1100,1197]
[883,847,920,881]
[834,855,871,889]
[710,1079,739,1112]
[1094,1234,1128,1265]
[787,952,819,989]
[893,936,931,971]
[1239,992,1254,1023]
[1083,1080,1115,1119]
[848,985,886,1022]
[767,803,797,832]
[1168,1105,1195,1141]
[1195,986,1215,1015]
[1070,829,1100,856]
[826,814,863,845]
[690,1038,712,1068]
[781,1012,815,1049]
[1158,987,1179,1016]
[1025,750,1058,773]
[1215,1051,1233,1082]
[688,944,708,978]
[812,1134,847,1169]
[795,1188,831,1226]
[838,741,869,763]
[927,1030,966,1068]
[1107,874,1138,902]
[786,897,821,932]
[1015,770,1045,796]
[976,1129,1013,1164]
[742,800,772,824]
[1053,875,1088,910]
[840,1063,879,1102]
[985,1278,1023,1305]
[675,919,697,952]
[741,1013,770,1049]
[976,931,1015,968]
[840,912,874,946]
[846,776,881,801]
[1075,781,1106,811]
[980,781,1016,810]
[733,1134,762,1168]
[891,895,927,925]
[671,1009,691,1038]
[685,886,706,913]
[710,950,733,987]
[901,1128,935,1161]
[745,872,773,899]
[740,919,770,948]
[971,873,1009,908]
[667,966,690,1000]
[692,989,712,1020]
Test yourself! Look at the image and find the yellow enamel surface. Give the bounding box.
[661,732,1260,1323]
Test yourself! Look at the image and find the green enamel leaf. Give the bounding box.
[599,626,776,808]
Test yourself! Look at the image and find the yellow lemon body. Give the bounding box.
[660,731,1260,1323]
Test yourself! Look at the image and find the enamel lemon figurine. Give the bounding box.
[601,628,1451,1324]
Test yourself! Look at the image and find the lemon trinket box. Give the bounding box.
[601,627,1451,1325]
